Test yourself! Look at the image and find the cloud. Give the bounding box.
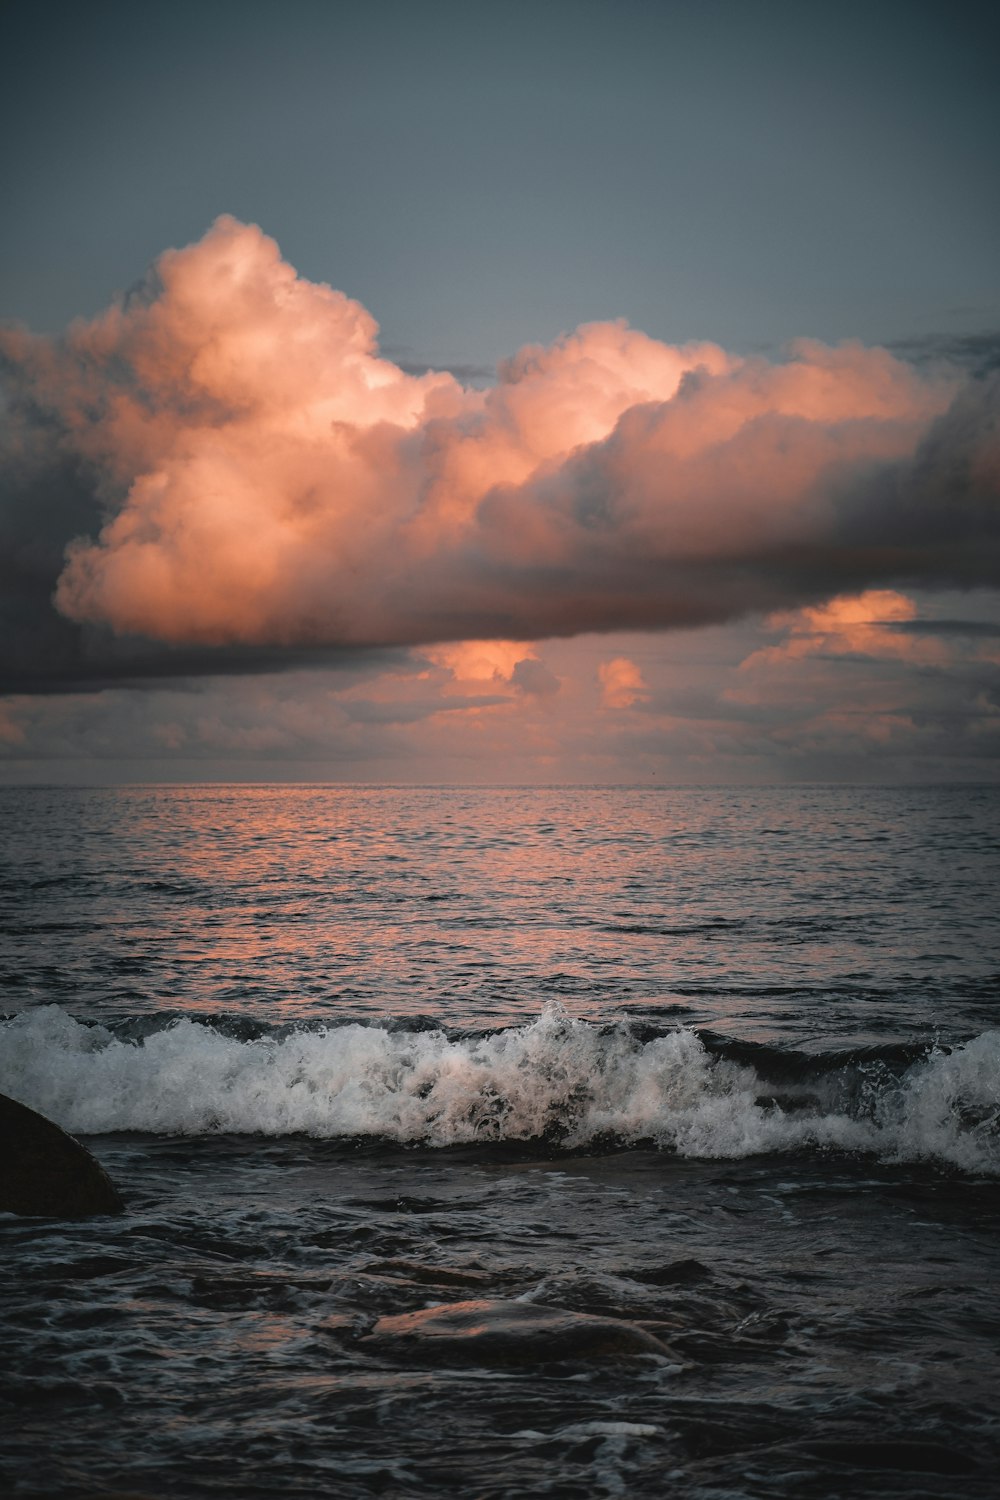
[425,640,534,689]
[715,588,1000,769]
[1,216,998,692]
[423,638,560,699]
[2,609,996,782]
[743,589,952,668]
[510,657,560,699]
[884,331,1000,377]
[598,657,649,709]
[886,618,1000,638]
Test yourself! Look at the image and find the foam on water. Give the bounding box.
[1,1004,997,1174]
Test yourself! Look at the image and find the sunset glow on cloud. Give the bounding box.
[3,217,996,667]
[745,590,952,669]
[598,658,649,710]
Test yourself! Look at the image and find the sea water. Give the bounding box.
[1,784,998,1497]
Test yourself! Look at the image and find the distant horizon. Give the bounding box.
[3,775,997,790]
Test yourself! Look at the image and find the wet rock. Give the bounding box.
[0,1093,123,1218]
[362,1297,675,1367]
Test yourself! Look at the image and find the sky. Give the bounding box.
[1,0,998,783]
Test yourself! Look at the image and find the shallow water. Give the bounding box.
[1,784,998,1497]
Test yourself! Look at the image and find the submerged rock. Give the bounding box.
[362,1297,674,1367]
[0,1093,123,1218]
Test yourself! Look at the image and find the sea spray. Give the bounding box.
[2,1003,996,1173]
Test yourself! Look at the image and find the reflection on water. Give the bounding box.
[1,784,997,1043]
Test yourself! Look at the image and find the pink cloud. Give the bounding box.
[425,640,540,690]
[1,217,996,655]
[598,657,649,709]
[742,589,952,669]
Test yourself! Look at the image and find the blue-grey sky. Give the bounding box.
[2,0,997,367]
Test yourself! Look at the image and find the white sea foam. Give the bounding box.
[1,1004,997,1173]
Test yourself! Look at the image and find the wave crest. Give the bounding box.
[1,1005,997,1173]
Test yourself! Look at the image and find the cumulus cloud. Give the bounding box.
[1,215,998,688]
[743,589,952,668]
[423,639,560,699]
[598,657,649,709]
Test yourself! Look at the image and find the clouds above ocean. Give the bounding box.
[3,594,997,783]
[2,217,997,684]
[1,217,998,781]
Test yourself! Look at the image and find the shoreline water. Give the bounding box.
[1,784,997,1496]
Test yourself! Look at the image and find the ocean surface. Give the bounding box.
[1,783,998,1499]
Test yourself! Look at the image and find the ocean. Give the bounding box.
[1,783,998,1498]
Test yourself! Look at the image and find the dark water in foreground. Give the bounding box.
[1,785,998,1498]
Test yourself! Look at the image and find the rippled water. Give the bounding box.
[3,783,997,1038]
[1,784,998,1498]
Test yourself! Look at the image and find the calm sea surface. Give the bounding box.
[1,784,998,1498]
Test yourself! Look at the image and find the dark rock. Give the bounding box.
[361,1297,674,1367]
[0,1092,124,1218]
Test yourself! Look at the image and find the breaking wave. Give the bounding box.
[1,1004,997,1174]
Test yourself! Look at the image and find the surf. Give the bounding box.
[2,1003,997,1175]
